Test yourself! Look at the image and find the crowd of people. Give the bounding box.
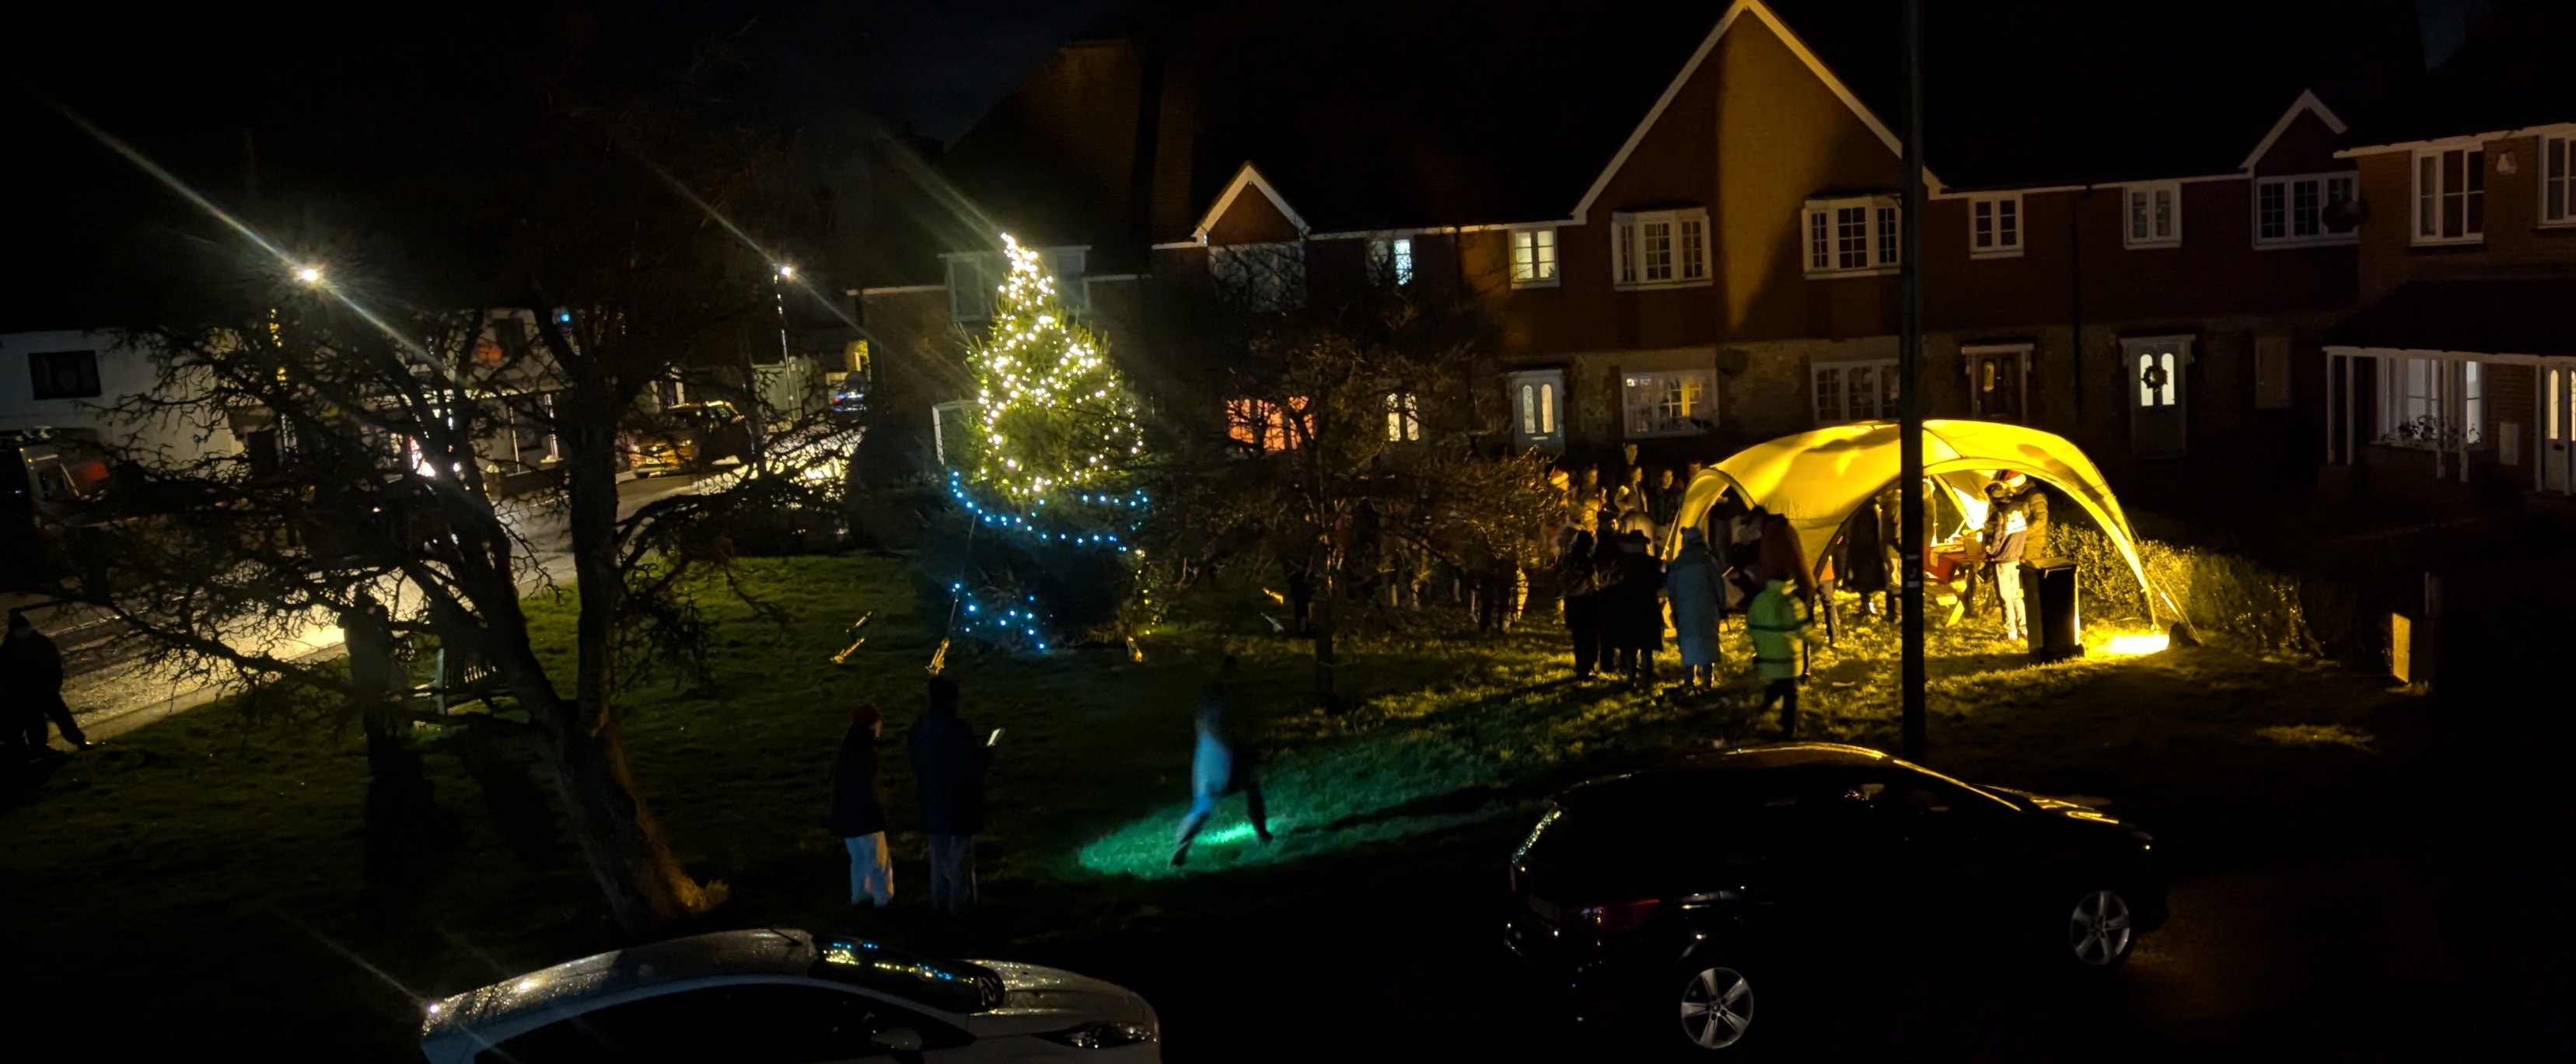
[1541,459,2058,738]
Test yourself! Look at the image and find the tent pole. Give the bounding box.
[1898,0,1928,762]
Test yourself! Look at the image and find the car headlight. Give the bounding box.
[1037,1020,1157,1048]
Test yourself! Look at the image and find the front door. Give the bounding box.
[2547,364,2576,494]
[2123,336,2191,458]
[1966,347,2028,424]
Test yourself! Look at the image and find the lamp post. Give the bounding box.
[1898,0,1928,761]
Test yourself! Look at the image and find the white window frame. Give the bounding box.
[1506,368,1564,449]
[1384,392,1422,442]
[1802,195,1901,277]
[1621,368,1716,439]
[1610,208,1710,290]
[1968,194,2024,258]
[944,247,1089,322]
[2539,132,2574,228]
[2123,182,2182,249]
[2378,355,2483,448]
[1810,358,1899,424]
[2253,172,2360,248]
[1208,241,1307,311]
[1369,236,1416,286]
[1509,227,1559,288]
[2408,145,2484,246]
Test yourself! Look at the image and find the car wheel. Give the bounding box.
[2067,888,2136,969]
[1673,963,1756,1052]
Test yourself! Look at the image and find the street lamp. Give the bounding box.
[295,265,325,286]
[776,263,796,280]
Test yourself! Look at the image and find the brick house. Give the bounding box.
[2319,2,2576,504]
[858,0,2420,488]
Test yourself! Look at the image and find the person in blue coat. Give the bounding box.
[1666,527,1727,689]
[828,703,893,907]
[1172,658,1273,868]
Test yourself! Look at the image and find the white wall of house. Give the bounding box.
[0,330,239,459]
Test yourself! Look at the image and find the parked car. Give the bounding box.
[621,399,750,476]
[419,929,1159,1063]
[1505,742,2165,1055]
[829,371,871,423]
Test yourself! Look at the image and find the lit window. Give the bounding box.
[1385,392,1421,441]
[1508,369,1564,448]
[1510,228,1558,285]
[2379,357,2483,447]
[1225,396,1311,452]
[1622,369,1716,438]
[2254,173,2360,247]
[1803,196,1900,277]
[1370,237,1415,286]
[2546,135,2575,226]
[1811,359,1898,424]
[1610,209,1709,288]
[2125,182,2181,247]
[1970,194,2022,257]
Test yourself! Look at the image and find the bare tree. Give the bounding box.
[1143,253,1559,708]
[72,76,842,930]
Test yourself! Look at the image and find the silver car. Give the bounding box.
[419,929,1158,1062]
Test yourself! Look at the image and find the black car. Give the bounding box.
[1505,742,2165,1055]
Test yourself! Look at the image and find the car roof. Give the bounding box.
[421,929,820,1041]
[1554,742,1893,808]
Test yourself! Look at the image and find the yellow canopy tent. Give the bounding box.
[1664,420,2169,623]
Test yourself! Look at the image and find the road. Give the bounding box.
[1022,696,2575,1062]
[2,471,714,747]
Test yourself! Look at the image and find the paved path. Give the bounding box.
[3,472,711,748]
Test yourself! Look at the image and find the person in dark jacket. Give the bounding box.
[1557,528,1603,679]
[2,610,87,756]
[1171,658,1272,868]
[1982,472,2050,641]
[907,675,988,914]
[1845,497,1890,621]
[830,703,893,907]
[1603,530,1667,682]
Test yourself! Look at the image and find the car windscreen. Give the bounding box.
[808,938,1003,1014]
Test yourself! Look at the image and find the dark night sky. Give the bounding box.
[0,0,2488,329]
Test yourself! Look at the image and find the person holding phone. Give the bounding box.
[908,676,989,914]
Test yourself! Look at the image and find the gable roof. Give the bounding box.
[1193,163,1308,242]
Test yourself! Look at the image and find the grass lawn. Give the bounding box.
[0,552,2412,1058]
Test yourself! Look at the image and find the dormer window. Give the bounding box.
[1611,209,1708,289]
[1802,196,1900,277]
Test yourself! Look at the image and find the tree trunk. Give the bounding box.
[1312,570,1340,713]
[508,356,718,932]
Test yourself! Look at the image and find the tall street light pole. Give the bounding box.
[1898,0,1928,761]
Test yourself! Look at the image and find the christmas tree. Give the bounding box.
[941,235,1150,651]
[956,234,1147,540]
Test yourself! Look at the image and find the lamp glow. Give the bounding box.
[2103,633,2169,656]
[294,265,324,285]
[776,263,796,279]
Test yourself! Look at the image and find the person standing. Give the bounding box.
[1647,468,1683,535]
[1604,530,1666,683]
[830,703,893,908]
[1845,496,1890,622]
[1172,658,1273,867]
[1746,577,1812,738]
[1983,471,2049,642]
[907,675,988,915]
[1665,528,1727,689]
[2,610,88,755]
[1556,528,1603,679]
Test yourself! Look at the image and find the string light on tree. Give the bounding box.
[961,234,1148,530]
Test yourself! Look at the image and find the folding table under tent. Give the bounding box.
[1664,419,2172,624]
